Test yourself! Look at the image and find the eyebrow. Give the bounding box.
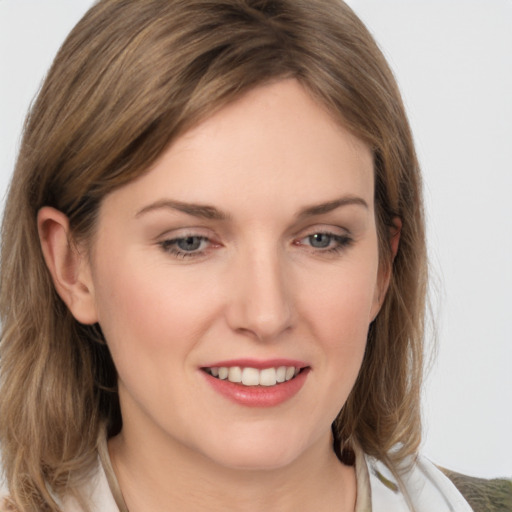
[135,199,229,220]
[297,196,369,218]
[135,195,368,221]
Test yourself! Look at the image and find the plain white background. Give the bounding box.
[1,0,511,479]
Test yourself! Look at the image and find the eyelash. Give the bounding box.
[297,232,353,254]
[158,231,353,259]
[159,236,212,259]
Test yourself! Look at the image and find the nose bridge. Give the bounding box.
[226,241,293,340]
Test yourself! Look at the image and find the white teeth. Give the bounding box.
[259,368,277,386]
[208,366,301,386]
[285,367,295,381]
[242,367,260,386]
[228,366,242,383]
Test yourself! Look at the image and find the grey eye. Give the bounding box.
[308,233,332,248]
[176,236,204,251]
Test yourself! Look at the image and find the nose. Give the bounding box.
[225,247,294,341]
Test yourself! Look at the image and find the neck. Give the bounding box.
[108,423,356,512]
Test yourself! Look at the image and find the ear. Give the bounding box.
[38,207,98,325]
[370,217,402,321]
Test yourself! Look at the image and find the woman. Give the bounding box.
[0,0,474,510]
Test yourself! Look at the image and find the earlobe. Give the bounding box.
[37,207,98,325]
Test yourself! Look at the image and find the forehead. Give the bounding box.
[101,79,374,219]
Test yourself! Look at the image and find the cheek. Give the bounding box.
[299,256,379,390]
[91,256,223,425]
[303,260,379,342]
[92,253,217,369]
[316,286,371,380]
[294,272,375,429]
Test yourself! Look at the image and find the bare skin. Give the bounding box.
[109,428,356,512]
[39,79,392,511]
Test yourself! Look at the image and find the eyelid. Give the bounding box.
[158,235,217,260]
[293,223,351,239]
[295,232,351,245]
[154,225,214,240]
[292,224,355,254]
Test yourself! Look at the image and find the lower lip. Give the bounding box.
[201,368,310,407]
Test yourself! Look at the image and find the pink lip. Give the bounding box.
[201,358,308,370]
[200,363,310,408]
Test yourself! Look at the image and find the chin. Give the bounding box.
[197,428,314,472]
[211,448,298,472]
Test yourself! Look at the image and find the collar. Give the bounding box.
[356,446,473,512]
[63,447,473,512]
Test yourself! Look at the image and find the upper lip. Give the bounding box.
[201,358,309,370]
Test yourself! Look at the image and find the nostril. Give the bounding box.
[224,258,294,340]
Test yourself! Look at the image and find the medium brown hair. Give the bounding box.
[0,0,427,510]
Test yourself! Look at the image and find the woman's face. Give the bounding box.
[86,79,384,470]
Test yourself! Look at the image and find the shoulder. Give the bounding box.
[61,461,119,512]
[364,452,475,512]
[0,463,119,512]
[439,467,512,512]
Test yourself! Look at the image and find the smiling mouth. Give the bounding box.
[202,366,303,387]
